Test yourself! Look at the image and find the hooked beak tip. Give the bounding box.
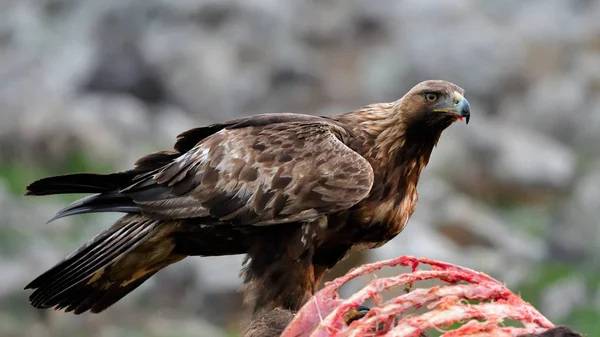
[456,96,470,125]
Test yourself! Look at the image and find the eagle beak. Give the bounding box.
[454,94,471,124]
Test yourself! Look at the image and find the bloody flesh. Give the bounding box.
[281,256,554,337]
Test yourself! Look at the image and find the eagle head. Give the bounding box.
[398,80,471,129]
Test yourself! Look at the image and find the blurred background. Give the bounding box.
[1,0,599,336]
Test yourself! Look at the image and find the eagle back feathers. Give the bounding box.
[122,117,375,226]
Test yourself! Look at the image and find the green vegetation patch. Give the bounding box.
[0,224,30,256]
[517,262,576,306]
[0,150,115,199]
[566,306,600,336]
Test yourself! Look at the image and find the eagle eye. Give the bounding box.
[424,92,438,102]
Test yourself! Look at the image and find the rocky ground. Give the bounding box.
[1,0,600,336]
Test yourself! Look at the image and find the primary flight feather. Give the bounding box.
[24,80,471,316]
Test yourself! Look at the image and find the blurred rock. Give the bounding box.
[372,0,526,105]
[290,0,354,47]
[81,11,168,106]
[540,275,587,320]
[152,255,246,325]
[511,0,597,45]
[502,75,587,144]
[430,117,576,201]
[10,94,151,166]
[368,176,546,288]
[574,95,600,155]
[550,162,600,260]
[145,315,227,337]
[434,196,545,262]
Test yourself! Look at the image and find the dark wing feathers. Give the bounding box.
[45,193,140,223]
[27,114,373,227]
[26,214,184,314]
[27,215,156,310]
[25,172,139,196]
[62,271,157,314]
[171,112,307,153]
[125,120,374,225]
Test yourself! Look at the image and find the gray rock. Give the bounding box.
[573,96,600,154]
[144,315,228,337]
[551,162,600,259]
[370,176,545,286]
[366,0,526,102]
[289,0,354,46]
[152,105,214,147]
[429,116,576,200]
[432,194,545,262]
[0,258,31,297]
[540,275,587,320]
[511,0,595,45]
[194,256,245,294]
[502,75,588,144]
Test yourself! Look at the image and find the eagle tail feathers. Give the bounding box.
[46,193,140,223]
[25,172,138,196]
[25,214,167,314]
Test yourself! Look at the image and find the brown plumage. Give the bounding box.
[244,308,296,337]
[24,80,471,316]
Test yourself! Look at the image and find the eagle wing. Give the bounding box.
[121,118,374,225]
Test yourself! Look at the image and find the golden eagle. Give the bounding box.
[24,80,470,316]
